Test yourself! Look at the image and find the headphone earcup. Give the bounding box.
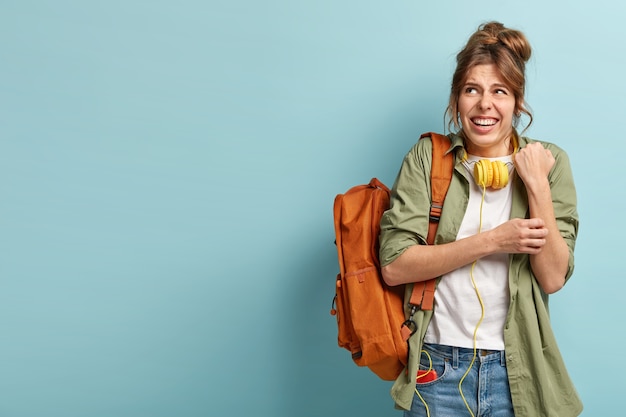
[492,160,501,188]
[492,161,508,189]
[474,160,491,188]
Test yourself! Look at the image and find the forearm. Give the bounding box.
[527,179,569,294]
[381,232,495,286]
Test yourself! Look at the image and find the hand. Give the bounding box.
[514,142,554,188]
[489,218,548,255]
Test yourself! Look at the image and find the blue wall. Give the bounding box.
[1,1,623,416]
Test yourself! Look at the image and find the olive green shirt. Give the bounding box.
[379,133,582,416]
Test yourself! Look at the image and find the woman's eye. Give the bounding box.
[465,87,477,94]
[495,89,508,95]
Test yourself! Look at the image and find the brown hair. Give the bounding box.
[446,22,533,132]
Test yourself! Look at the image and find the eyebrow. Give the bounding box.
[464,81,510,90]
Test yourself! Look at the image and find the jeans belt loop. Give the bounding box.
[452,346,459,369]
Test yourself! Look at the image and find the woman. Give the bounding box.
[379,22,582,416]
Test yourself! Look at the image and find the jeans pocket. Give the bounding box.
[416,349,447,384]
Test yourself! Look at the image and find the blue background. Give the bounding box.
[1,1,622,416]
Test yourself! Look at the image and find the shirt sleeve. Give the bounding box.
[379,138,433,267]
[545,142,579,282]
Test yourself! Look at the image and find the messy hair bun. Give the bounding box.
[471,21,532,64]
[446,22,533,132]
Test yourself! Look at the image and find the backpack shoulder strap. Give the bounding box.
[425,132,454,245]
[408,132,454,310]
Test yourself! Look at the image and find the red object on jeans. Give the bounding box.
[416,369,438,383]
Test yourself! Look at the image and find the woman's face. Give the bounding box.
[458,63,516,157]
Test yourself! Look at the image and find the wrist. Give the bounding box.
[476,229,497,257]
[524,177,551,198]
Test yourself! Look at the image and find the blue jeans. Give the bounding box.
[404,343,514,417]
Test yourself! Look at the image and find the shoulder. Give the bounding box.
[519,136,570,160]
[399,136,433,169]
[407,132,458,157]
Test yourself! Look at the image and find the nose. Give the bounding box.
[478,93,492,110]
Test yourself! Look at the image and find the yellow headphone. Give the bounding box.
[473,160,509,189]
[465,132,518,190]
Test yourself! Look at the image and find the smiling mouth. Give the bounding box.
[472,118,497,126]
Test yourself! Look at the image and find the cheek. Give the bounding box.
[457,99,473,118]
[496,101,516,120]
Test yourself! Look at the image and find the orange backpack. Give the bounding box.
[330,132,454,380]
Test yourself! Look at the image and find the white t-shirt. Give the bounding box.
[424,154,514,350]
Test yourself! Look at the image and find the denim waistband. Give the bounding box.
[423,343,506,367]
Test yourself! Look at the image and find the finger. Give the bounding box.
[516,242,543,254]
[521,238,546,252]
[524,217,546,229]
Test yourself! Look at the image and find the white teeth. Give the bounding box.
[473,118,497,126]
